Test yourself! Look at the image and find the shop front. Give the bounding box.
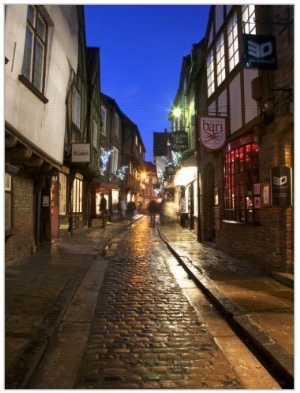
[173,156,198,230]
[90,181,120,221]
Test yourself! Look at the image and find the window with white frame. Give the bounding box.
[101,106,107,135]
[110,146,119,174]
[21,5,47,93]
[216,33,226,86]
[135,135,138,146]
[114,112,120,136]
[242,5,256,34]
[207,49,215,97]
[5,173,12,230]
[59,173,67,215]
[72,87,81,128]
[227,13,239,72]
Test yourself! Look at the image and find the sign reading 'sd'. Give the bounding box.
[198,116,227,151]
[243,34,277,70]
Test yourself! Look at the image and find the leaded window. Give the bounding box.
[224,141,260,223]
[227,13,239,72]
[21,5,47,92]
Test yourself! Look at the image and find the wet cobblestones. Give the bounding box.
[74,218,242,389]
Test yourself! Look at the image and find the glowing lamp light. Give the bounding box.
[173,107,181,117]
[140,172,147,181]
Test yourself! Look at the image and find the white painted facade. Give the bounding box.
[5,5,78,164]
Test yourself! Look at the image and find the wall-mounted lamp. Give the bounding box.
[173,107,181,117]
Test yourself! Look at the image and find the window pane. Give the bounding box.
[101,107,107,135]
[227,13,239,72]
[21,6,47,93]
[207,50,215,96]
[216,33,225,86]
[27,5,35,25]
[36,14,46,40]
[72,89,81,128]
[22,27,33,79]
[33,39,44,90]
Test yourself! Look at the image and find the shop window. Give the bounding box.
[224,142,260,223]
[72,177,82,213]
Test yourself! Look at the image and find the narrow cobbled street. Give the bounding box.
[74,217,242,389]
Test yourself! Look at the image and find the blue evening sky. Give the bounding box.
[84,4,211,162]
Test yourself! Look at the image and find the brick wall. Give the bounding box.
[5,176,35,265]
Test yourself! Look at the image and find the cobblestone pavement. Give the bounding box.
[74,218,243,389]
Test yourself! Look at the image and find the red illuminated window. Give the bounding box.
[224,142,260,223]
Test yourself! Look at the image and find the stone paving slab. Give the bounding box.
[156,224,294,387]
[5,217,141,388]
[5,216,294,388]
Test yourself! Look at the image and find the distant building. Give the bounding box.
[90,93,146,220]
[139,161,160,213]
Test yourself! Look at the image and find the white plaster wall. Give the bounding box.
[5,5,78,164]
[229,74,242,133]
[243,69,259,123]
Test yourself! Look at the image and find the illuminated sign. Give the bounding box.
[271,166,292,206]
[199,116,227,151]
[243,34,277,70]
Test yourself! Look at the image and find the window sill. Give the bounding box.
[19,75,49,104]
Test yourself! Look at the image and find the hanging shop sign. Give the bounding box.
[199,116,227,151]
[243,34,277,70]
[71,143,90,163]
[271,166,292,206]
[171,131,188,152]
